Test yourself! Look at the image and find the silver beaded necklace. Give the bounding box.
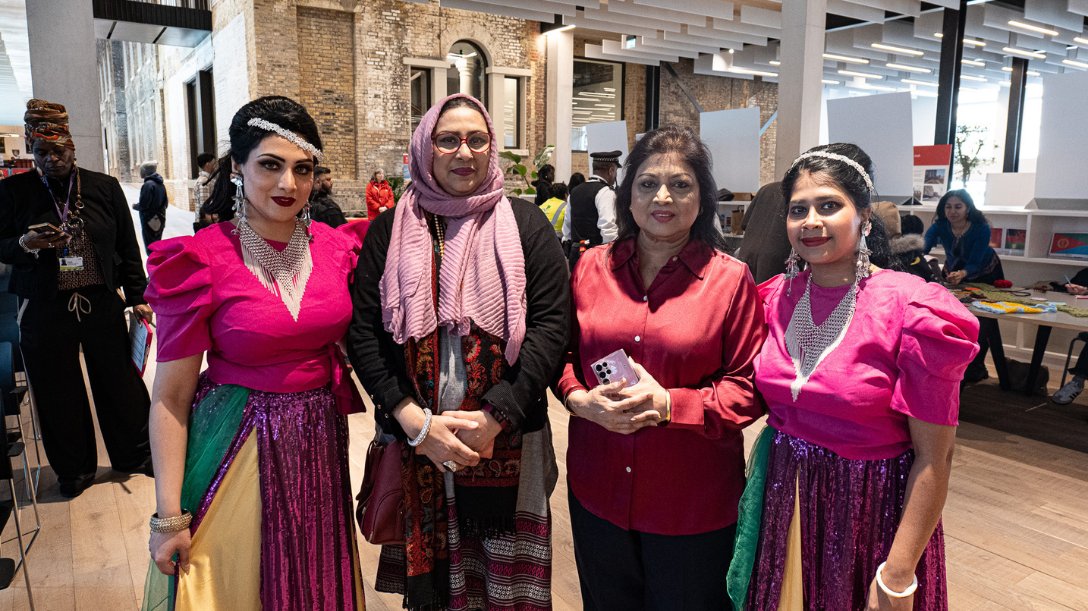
[237,218,313,322]
[784,274,857,401]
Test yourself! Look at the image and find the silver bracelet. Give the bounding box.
[407,407,433,447]
[17,234,39,258]
[875,561,918,598]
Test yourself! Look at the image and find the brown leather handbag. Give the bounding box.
[355,438,406,545]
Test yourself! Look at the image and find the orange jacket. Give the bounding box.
[366,180,395,219]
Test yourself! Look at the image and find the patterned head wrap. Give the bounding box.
[24,98,75,150]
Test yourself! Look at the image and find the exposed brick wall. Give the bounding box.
[297,7,358,179]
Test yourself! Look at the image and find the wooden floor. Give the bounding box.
[0,358,1086,610]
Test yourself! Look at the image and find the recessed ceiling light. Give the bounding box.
[1002,46,1047,60]
[769,60,781,66]
[822,79,841,85]
[960,74,988,82]
[963,39,987,48]
[902,78,939,87]
[1001,66,1042,76]
[1007,20,1059,36]
[823,52,869,64]
[871,43,925,57]
[729,67,777,78]
[857,82,899,92]
[1076,37,1088,46]
[934,32,944,39]
[886,62,932,73]
[961,58,986,67]
[838,69,882,79]
[1062,58,1088,69]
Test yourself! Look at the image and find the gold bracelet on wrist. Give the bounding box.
[149,510,193,534]
[657,390,672,427]
[563,392,579,417]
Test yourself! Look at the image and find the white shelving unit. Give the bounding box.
[902,203,1088,369]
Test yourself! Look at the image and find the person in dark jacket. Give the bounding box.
[735,181,790,283]
[532,163,555,206]
[308,166,347,227]
[891,214,940,282]
[0,98,153,498]
[135,161,168,253]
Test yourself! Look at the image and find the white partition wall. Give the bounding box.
[826,92,914,200]
[699,107,761,193]
[1035,70,1088,200]
[585,120,630,176]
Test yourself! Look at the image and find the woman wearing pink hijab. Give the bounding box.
[347,94,569,610]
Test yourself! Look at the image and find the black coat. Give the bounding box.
[136,173,168,220]
[0,168,148,305]
[309,193,347,228]
[348,199,570,438]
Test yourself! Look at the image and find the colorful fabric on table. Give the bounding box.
[738,429,948,610]
[970,300,1049,314]
[24,98,75,149]
[379,93,527,365]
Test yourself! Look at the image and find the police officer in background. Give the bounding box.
[564,150,620,269]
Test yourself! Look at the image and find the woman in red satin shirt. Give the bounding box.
[557,125,766,610]
[365,169,395,219]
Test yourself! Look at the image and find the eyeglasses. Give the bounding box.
[432,132,491,154]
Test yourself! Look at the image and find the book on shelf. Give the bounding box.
[989,227,1003,249]
[1049,232,1088,260]
[996,228,1026,255]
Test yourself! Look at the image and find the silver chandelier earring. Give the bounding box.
[300,202,314,242]
[785,248,801,295]
[856,220,872,282]
[231,174,247,225]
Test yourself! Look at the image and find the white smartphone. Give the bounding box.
[590,349,640,388]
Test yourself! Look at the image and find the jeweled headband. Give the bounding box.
[246,118,324,162]
[790,151,875,194]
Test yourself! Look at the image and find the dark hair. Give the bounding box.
[439,95,481,119]
[934,188,987,226]
[781,142,892,271]
[538,164,555,183]
[314,166,331,176]
[550,182,568,200]
[901,214,924,236]
[196,152,216,167]
[203,96,323,220]
[568,172,586,191]
[613,125,727,252]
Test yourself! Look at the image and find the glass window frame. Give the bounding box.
[571,57,625,153]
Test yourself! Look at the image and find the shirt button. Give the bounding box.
[634,335,641,342]
[625,466,632,473]
[642,295,648,302]
[672,256,678,261]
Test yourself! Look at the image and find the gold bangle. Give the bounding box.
[658,390,672,427]
[149,510,193,533]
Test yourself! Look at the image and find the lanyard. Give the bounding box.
[39,170,75,223]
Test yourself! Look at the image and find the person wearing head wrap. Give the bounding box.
[347,93,569,611]
[0,98,153,498]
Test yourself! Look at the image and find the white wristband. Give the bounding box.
[875,561,918,599]
[407,407,433,447]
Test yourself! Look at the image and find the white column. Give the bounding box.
[775,0,827,179]
[545,29,573,181]
[25,0,105,172]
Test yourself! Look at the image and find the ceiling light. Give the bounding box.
[823,52,869,64]
[1003,46,1046,59]
[822,79,841,85]
[838,69,882,79]
[769,60,781,66]
[729,67,777,77]
[1007,20,1059,36]
[961,59,986,67]
[960,74,988,82]
[728,49,735,54]
[902,78,939,87]
[963,39,987,48]
[871,43,924,57]
[857,82,899,92]
[1001,66,1042,76]
[934,32,944,39]
[1076,37,1088,46]
[1063,58,1088,69]
[887,62,931,73]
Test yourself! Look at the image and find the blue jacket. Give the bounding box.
[923,219,995,279]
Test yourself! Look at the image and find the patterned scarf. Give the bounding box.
[24,98,75,150]
[379,93,527,365]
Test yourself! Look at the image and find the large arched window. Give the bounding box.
[447,40,487,103]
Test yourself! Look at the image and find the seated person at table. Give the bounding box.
[893,215,940,282]
[1051,269,1088,404]
[924,189,1003,286]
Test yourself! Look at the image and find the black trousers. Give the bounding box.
[1071,342,1088,378]
[140,211,165,254]
[19,286,151,481]
[569,490,736,611]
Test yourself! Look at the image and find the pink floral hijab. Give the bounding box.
[379,94,527,364]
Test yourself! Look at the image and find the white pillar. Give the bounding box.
[25,0,105,173]
[775,0,827,179]
[545,30,573,181]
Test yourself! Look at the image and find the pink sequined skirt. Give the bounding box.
[745,430,948,610]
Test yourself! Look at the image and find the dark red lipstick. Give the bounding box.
[272,196,296,207]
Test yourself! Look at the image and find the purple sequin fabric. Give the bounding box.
[192,377,362,610]
[746,430,948,611]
